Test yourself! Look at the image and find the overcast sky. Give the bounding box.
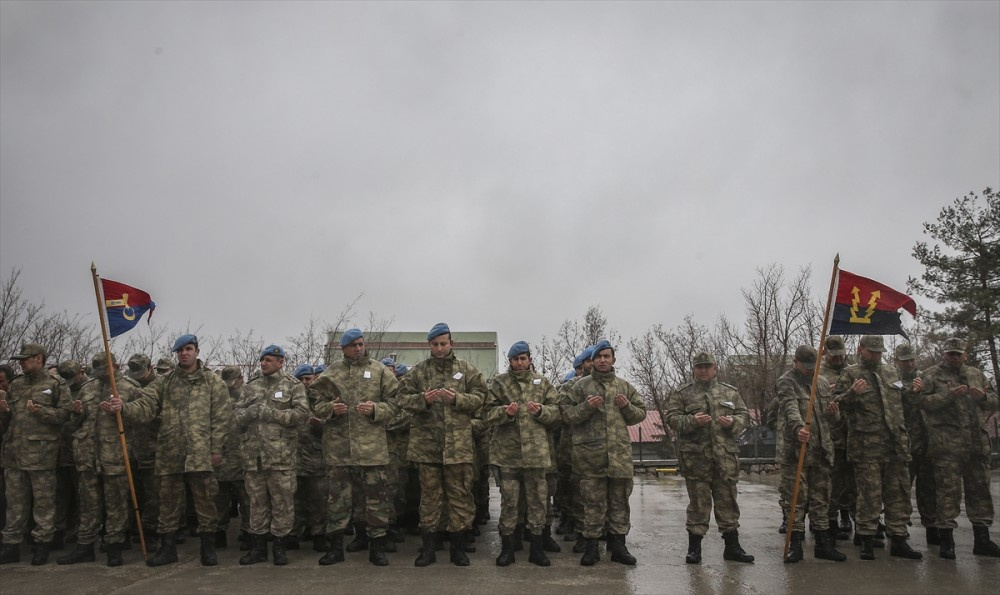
[1,1,998,366]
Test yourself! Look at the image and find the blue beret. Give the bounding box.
[562,369,576,382]
[507,341,530,359]
[590,340,613,359]
[314,364,326,374]
[394,363,409,376]
[573,345,595,369]
[172,334,198,352]
[293,364,314,379]
[339,328,364,348]
[427,322,450,341]
[380,357,395,366]
[259,344,286,360]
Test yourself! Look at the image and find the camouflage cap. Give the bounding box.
[794,345,817,369]
[692,351,717,366]
[859,335,886,352]
[91,353,118,369]
[10,343,46,361]
[942,337,966,354]
[155,357,175,372]
[57,359,82,378]
[220,366,243,386]
[127,354,151,379]
[824,336,847,356]
[894,344,916,361]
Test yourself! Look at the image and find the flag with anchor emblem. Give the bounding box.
[101,278,156,337]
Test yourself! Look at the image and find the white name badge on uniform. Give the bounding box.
[273,391,284,401]
[453,372,463,380]
[891,381,903,389]
[364,371,372,379]
[533,378,542,385]
[721,401,735,409]
[42,389,52,395]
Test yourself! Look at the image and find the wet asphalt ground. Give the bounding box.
[0,471,997,594]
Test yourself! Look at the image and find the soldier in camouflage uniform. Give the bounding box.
[234,345,309,566]
[125,354,162,545]
[0,343,71,565]
[54,359,88,549]
[821,336,854,539]
[58,353,143,566]
[556,346,594,550]
[214,366,249,550]
[833,335,921,561]
[919,337,1000,559]
[110,334,235,567]
[397,323,487,567]
[777,346,846,563]
[291,364,329,553]
[485,341,561,567]
[561,340,646,567]
[311,329,399,567]
[893,344,937,545]
[385,363,417,543]
[764,394,788,534]
[665,350,754,565]
[0,364,13,532]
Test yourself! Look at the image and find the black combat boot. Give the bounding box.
[0,543,21,564]
[106,542,124,567]
[778,509,788,534]
[511,524,524,552]
[464,529,477,553]
[318,533,344,565]
[608,534,636,566]
[239,533,268,565]
[573,535,587,553]
[30,542,51,566]
[972,526,1000,557]
[722,531,754,563]
[859,535,875,560]
[854,532,884,548]
[814,530,846,561]
[283,533,300,550]
[368,536,388,566]
[272,536,288,566]
[926,526,941,546]
[449,532,470,566]
[346,522,368,552]
[496,534,515,566]
[579,538,600,566]
[433,531,446,551]
[939,528,955,560]
[199,532,218,566]
[146,533,178,566]
[541,526,561,553]
[784,531,804,564]
[387,523,405,543]
[57,542,95,565]
[563,518,578,543]
[214,529,227,548]
[239,530,251,551]
[312,533,329,553]
[414,531,436,567]
[685,532,702,564]
[889,535,922,560]
[528,533,551,567]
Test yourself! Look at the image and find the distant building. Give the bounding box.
[628,410,671,460]
[326,330,499,378]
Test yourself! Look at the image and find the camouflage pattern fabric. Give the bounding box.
[157,471,218,534]
[484,370,560,469]
[579,476,633,539]
[496,467,547,536]
[325,465,390,538]
[416,462,475,533]
[245,469,297,537]
[234,370,309,471]
[780,463,832,532]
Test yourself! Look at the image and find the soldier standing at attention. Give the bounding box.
[919,338,1000,559]
[397,323,487,567]
[311,329,399,566]
[833,335,921,561]
[0,343,71,565]
[485,341,561,567]
[821,336,855,540]
[234,345,309,566]
[557,346,594,552]
[893,344,936,546]
[107,334,235,567]
[562,340,646,567]
[665,351,754,565]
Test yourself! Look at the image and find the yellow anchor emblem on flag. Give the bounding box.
[105,293,137,321]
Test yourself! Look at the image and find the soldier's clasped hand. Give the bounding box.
[693,412,713,426]
[797,426,811,444]
[586,395,604,409]
[851,378,869,395]
[614,394,629,409]
[505,402,519,417]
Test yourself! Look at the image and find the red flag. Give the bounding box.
[830,270,915,337]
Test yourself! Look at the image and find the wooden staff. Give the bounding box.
[90,263,148,560]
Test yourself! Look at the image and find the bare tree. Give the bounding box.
[360,311,396,363]
[537,305,621,383]
[285,314,328,367]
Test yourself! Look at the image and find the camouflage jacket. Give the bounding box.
[765,395,785,460]
[484,370,560,469]
[234,370,309,471]
[311,355,399,467]
[69,374,143,475]
[396,353,486,465]
[561,369,646,479]
[215,386,244,481]
[0,370,71,471]
[665,378,748,483]
[123,361,235,475]
[776,368,837,467]
[820,363,848,449]
[897,367,928,455]
[919,362,998,460]
[127,374,160,469]
[833,362,910,463]
[297,389,326,476]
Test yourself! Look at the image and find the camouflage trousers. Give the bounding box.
[828,448,856,517]
[684,473,740,536]
[1,468,56,544]
[416,463,475,533]
[245,469,297,537]
[75,470,104,545]
[157,472,218,535]
[326,465,390,538]
[215,479,250,533]
[910,455,937,528]
[77,472,130,545]
[294,474,328,538]
[853,460,911,537]
[932,457,994,529]
[780,463,832,533]
[495,467,547,536]
[133,465,159,531]
[579,476,633,539]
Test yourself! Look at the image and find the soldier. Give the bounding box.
[234,346,309,566]
[765,395,788,534]
[0,343,71,565]
[107,334,235,567]
[777,345,846,563]
[665,350,754,565]
[556,346,594,551]
[293,363,329,553]
[894,344,936,545]
[386,363,418,542]
[311,329,399,566]
[919,338,1000,559]
[561,340,646,566]
[485,341,560,567]
[155,357,175,375]
[54,359,88,549]
[833,335,921,561]
[125,354,162,545]
[397,323,487,567]
[820,336,854,540]
[215,366,249,550]
[58,353,143,566]
[0,363,13,531]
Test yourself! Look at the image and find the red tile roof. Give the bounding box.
[628,410,666,443]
